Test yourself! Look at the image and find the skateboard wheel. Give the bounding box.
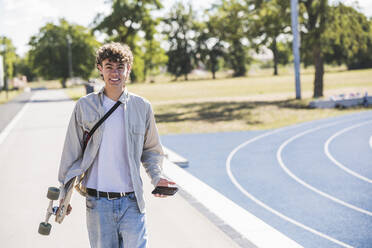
[47,187,60,200]
[38,222,52,235]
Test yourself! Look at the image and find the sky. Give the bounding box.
[0,0,371,56]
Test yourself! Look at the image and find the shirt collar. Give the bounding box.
[98,86,129,104]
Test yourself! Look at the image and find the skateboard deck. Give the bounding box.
[55,177,76,223]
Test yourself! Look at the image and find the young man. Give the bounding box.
[58,42,175,248]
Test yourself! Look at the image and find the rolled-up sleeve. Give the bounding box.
[141,103,164,186]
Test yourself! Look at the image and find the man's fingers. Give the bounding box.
[157,178,176,187]
[154,194,167,198]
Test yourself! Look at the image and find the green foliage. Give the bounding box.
[208,0,251,77]
[163,3,196,80]
[274,41,292,65]
[299,0,329,66]
[299,0,372,97]
[323,3,372,70]
[13,53,37,82]
[346,35,372,70]
[28,19,99,87]
[0,36,17,82]
[130,35,145,83]
[143,39,168,80]
[248,0,291,75]
[93,0,163,82]
[193,19,226,79]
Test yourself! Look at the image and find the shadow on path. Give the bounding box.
[155,99,310,125]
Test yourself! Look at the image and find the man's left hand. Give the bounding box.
[154,178,176,198]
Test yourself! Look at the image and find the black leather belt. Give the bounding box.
[86,188,134,200]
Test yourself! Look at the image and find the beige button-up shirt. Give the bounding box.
[58,87,164,213]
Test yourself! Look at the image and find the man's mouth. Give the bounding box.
[110,78,120,82]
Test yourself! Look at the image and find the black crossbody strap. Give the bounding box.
[89,101,121,137]
[82,101,122,151]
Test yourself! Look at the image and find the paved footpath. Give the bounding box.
[0,90,33,131]
[0,89,240,248]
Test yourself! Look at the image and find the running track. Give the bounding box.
[161,110,372,248]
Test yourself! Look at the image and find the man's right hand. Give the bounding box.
[59,199,72,215]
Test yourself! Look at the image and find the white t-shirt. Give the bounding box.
[85,94,134,193]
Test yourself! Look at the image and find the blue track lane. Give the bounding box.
[161,110,372,248]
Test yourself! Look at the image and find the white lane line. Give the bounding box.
[163,158,303,248]
[277,120,372,216]
[225,118,370,248]
[369,136,372,150]
[324,120,372,184]
[0,93,35,146]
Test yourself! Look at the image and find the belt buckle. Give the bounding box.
[107,192,124,200]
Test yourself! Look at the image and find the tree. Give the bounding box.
[275,41,292,66]
[248,0,291,75]
[0,36,17,89]
[323,3,372,70]
[193,19,226,79]
[163,3,196,81]
[93,0,163,82]
[299,0,329,98]
[13,53,37,82]
[209,0,251,77]
[300,1,372,97]
[143,39,168,81]
[28,19,99,88]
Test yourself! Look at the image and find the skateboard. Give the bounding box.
[38,177,76,235]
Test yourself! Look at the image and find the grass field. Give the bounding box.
[0,89,22,105]
[29,80,61,89]
[63,68,372,134]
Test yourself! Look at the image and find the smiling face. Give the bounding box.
[98,59,131,89]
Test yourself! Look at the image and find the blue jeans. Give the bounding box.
[86,193,147,248]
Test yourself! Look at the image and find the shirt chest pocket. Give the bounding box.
[130,124,146,158]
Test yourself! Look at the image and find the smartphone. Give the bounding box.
[152,186,178,196]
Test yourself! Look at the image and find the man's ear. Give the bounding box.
[97,64,103,73]
[125,64,131,79]
[97,64,104,80]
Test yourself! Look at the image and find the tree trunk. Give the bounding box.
[232,41,246,77]
[184,73,188,81]
[272,38,278,76]
[143,66,147,82]
[313,45,324,98]
[61,78,67,88]
[212,61,216,79]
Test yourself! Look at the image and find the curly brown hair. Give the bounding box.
[95,42,133,69]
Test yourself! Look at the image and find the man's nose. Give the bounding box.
[110,68,121,74]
